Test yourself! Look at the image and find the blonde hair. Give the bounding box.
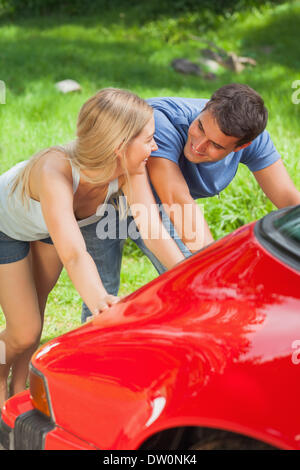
[10,88,153,213]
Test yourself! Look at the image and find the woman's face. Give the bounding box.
[123,116,158,175]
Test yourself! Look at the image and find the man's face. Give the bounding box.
[184,109,248,164]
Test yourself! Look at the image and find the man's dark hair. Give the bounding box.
[204,83,268,147]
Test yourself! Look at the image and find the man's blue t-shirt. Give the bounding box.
[147,97,281,199]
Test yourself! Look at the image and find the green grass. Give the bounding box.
[0,1,299,340]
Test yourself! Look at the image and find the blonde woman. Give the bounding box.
[0,88,185,409]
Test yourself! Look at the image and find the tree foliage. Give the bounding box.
[0,0,287,20]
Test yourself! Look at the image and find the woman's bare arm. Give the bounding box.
[122,170,185,270]
[38,163,119,315]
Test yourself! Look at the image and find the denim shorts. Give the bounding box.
[0,231,53,264]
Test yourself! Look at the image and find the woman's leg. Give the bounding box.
[8,241,63,397]
[0,255,43,409]
[30,241,63,317]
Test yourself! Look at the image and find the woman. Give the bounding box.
[0,88,185,409]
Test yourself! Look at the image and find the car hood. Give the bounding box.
[32,222,300,449]
[35,223,300,368]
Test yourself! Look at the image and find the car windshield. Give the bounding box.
[255,205,300,272]
[274,206,300,245]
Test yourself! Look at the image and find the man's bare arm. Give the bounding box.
[147,157,214,252]
[253,159,300,208]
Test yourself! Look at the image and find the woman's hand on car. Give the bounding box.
[93,294,120,316]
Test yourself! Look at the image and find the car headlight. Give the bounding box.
[29,365,52,419]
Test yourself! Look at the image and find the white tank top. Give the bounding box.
[0,160,119,241]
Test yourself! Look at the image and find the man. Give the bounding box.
[81,83,300,321]
[146,83,300,252]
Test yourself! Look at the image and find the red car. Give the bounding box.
[0,205,299,451]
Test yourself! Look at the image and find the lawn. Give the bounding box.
[0,0,299,340]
